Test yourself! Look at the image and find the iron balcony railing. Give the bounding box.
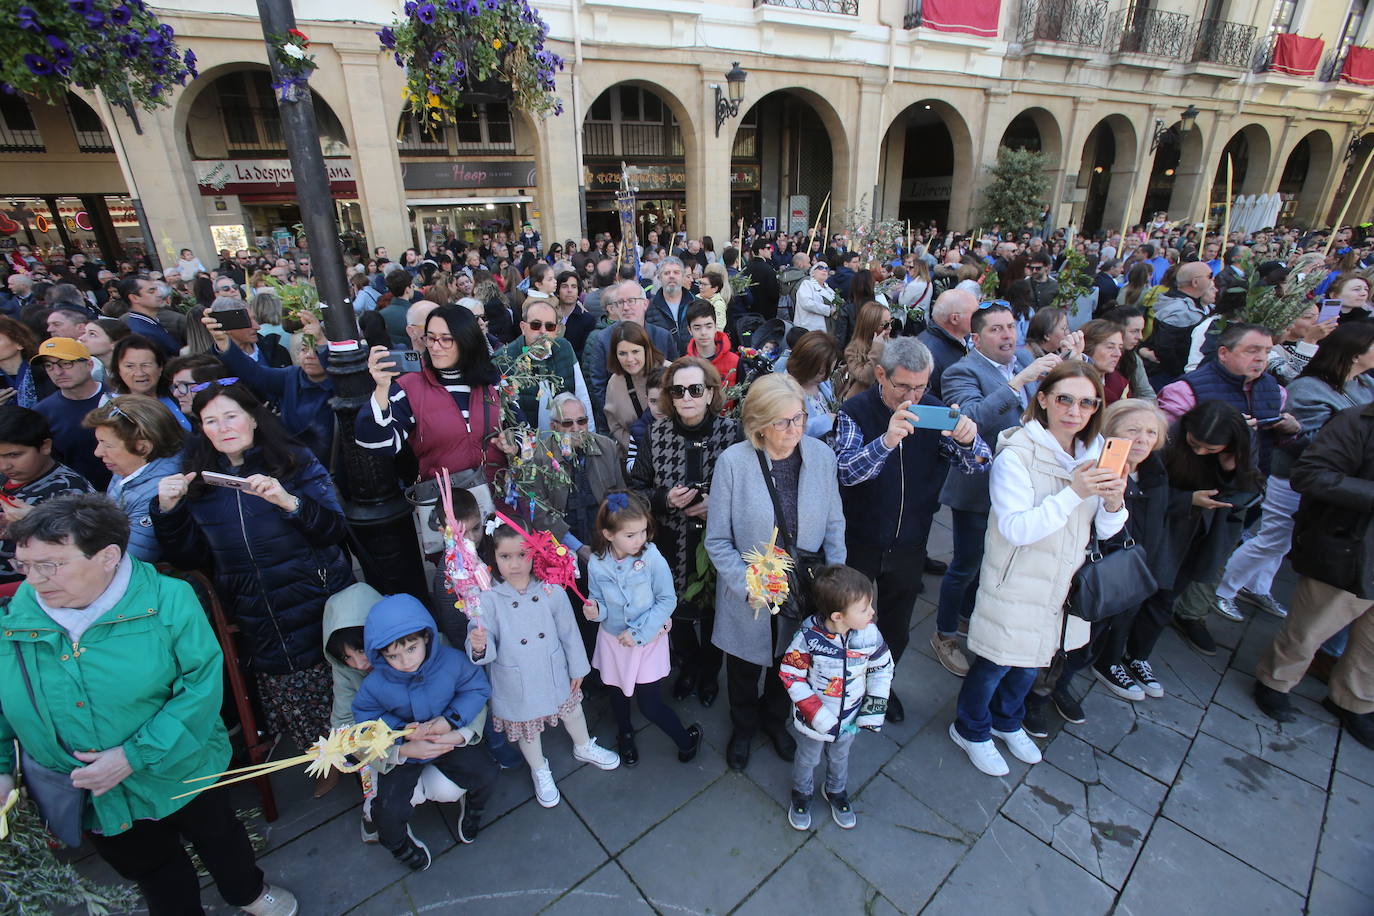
[1320,48,1346,82]
[1016,0,1109,46]
[1110,5,1192,60]
[1192,18,1257,68]
[755,0,859,16]
[904,0,921,29]
[0,124,43,152]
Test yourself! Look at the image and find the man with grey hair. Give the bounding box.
[404,299,440,352]
[918,289,978,401]
[533,392,623,568]
[647,256,691,351]
[1,272,34,317]
[834,335,990,711]
[582,279,680,418]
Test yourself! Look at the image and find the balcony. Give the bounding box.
[755,0,858,15]
[582,121,685,159]
[1191,18,1256,68]
[1320,48,1345,83]
[0,124,43,153]
[1015,0,1109,48]
[1109,6,1192,61]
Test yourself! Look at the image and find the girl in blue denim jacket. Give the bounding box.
[583,490,703,766]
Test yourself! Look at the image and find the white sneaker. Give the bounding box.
[241,884,298,916]
[948,723,1009,777]
[531,763,560,807]
[572,738,621,770]
[991,727,1043,764]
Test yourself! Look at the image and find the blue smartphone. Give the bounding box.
[906,404,961,431]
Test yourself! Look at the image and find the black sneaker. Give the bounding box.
[787,792,812,831]
[886,691,906,723]
[1253,681,1297,723]
[1094,662,1145,702]
[1324,697,1374,750]
[1051,688,1085,724]
[1022,694,1051,738]
[1173,618,1217,656]
[456,797,480,844]
[389,825,431,870]
[822,788,856,829]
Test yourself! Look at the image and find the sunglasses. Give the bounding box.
[525,320,559,332]
[884,319,901,331]
[555,416,590,428]
[1051,394,1102,411]
[668,383,711,399]
[189,376,239,393]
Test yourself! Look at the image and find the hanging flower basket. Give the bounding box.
[378,0,564,124]
[0,0,196,110]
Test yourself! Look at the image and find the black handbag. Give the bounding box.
[1066,535,1158,623]
[13,645,87,846]
[755,449,824,621]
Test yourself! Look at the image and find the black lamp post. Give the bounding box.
[256,0,428,602]
[1151,104,1201,153]
[714,62,747,137]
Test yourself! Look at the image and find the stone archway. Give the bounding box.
[877,100,976,231]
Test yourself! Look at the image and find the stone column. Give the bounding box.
[338,47,409,257]
[693,69,732,242]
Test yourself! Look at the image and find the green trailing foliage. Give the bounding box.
[977,148,1050,235]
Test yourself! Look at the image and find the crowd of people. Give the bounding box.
[2,214,1373,913]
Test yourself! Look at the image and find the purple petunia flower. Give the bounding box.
[17,6,40,32]
[404,0,417,14]
[376,26,395,48]
[394,51,404,67]
[184,48,197,66]
[428,82,439,93]
[446,0,461,9]
[24,54,53,76]
[453,60,465,77]
[483,0,498,9]
[67,0,92,13]
[416,2,436,23]
[430,50,443,64]
[463,0,479,15]
[83,10,104,27]
[109,4,132,25]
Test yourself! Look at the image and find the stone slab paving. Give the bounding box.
[63,547,1368,915]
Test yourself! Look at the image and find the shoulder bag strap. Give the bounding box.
[754,448,795,554]
[13,643,74,756]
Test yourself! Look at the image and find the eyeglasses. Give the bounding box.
[668,383,711,399]
[170,380,196,394]
[769,411,808,431]
[423,334,456,348]
[1052,394,1102,411]
[885,380,928,398]
[555,416,590,428]
[189,376,239,393]
[7,558,73,580]
[525,320,559,333]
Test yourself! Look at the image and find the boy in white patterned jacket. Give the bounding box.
[778,565,893,831]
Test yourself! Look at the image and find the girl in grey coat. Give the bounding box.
[468,526,620,808]
[706,375,847,771]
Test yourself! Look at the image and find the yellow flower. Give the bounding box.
[492,39,502,50]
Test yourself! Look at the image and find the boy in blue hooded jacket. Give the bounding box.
[352,594,497,871]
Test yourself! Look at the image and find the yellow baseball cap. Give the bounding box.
[31,337,92,364]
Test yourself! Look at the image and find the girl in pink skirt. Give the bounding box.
[584,491,704,766]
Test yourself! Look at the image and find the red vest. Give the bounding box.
[397,368,507,482]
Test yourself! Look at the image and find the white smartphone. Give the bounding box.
[1319,299,1343,323]
[201,471,251,490]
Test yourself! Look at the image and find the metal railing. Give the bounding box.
[1191,18,1256,68]
[0,124,43,152]
[1110,5,1192,59]
[755,0,859,16]
[73,128,113,152]
[732,125,758,159]
[1016,0,1109,46]
[583,121,684,158]
[1320,48,1346,82]
[903,0,920,29]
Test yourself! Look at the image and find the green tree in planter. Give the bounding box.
[1053,248,1094,309]
[1,0,196,111]
[978,147,1050,233]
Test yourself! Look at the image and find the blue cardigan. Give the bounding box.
[106,454,183,562]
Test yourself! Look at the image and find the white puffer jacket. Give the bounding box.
[779,620,893,742]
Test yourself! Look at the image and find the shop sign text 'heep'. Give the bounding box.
[193,158,357,195]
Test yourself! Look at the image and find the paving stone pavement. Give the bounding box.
[62,516,1370,915]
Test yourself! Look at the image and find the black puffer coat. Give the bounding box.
[1290,402,1374,600]
[152,447,354,674]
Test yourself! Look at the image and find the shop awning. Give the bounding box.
[406,196,533,206]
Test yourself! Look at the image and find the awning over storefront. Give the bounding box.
[406,196,534,206]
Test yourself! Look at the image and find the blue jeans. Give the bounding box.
[955,655,1039,742]
[937,509,988,636]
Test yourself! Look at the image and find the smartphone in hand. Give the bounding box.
[201,471,251,490]
[1097,437,1131,477]
[211,307,253,331]
[386,348,423,374]
[905,404,961,431]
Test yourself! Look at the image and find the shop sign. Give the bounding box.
[730,165,760,191]
[192,158,356,195]
[900,176,953,202]
[586,163,686,193]
[0,200,138,235]
[401,160,537,191]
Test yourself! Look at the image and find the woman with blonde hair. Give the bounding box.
[83,394,187,561]
[705,373,847,771]
[840,302,892,400]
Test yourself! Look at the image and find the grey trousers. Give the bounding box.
[791,725,858,797]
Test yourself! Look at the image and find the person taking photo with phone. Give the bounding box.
[151,378,354,795]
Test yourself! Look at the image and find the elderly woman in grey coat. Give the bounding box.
[706,373,847,772]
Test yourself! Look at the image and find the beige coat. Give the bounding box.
[605,372,651,455]
[967,424,1112,668]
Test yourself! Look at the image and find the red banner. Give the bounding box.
[1341,45,1374,86]
[1271,33,1324,78]
[921,0,999,38]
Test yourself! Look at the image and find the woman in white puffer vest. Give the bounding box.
[949,361,1129,777]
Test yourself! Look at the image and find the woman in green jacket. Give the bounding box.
[0,493,295,916]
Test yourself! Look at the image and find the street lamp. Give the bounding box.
[1151,104,1201,153]
[714,62,747,137]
